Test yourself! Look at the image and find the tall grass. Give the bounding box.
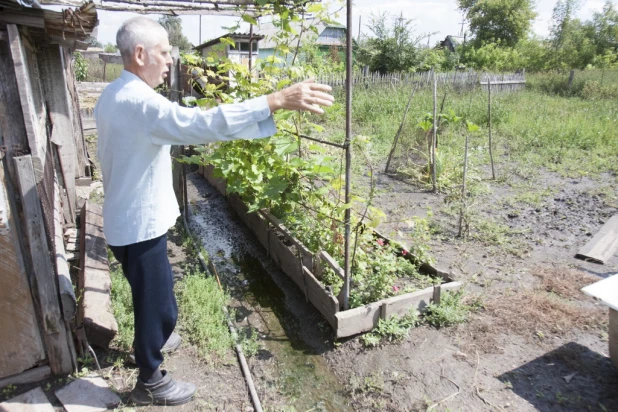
[315,70,618,185]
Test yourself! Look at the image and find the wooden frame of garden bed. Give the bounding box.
[197,165,462,338]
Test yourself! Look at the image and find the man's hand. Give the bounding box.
[267,79,334,115]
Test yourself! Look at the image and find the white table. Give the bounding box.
[582,274,618,368]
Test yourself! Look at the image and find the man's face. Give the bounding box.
[139,35,173,88]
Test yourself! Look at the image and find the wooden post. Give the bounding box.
[431,71,437,192]
[14,155,74,375]
[102,61,107,82]
[568,70,575,92]
[487,78,496,180]
[385,84,418,174]
[458,134,469,238]
[610,308,618,369]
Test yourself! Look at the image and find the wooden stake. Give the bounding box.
[431,72,437,192]
[458,134,469,238]
[488,79,496,180]
[384,84,418,174]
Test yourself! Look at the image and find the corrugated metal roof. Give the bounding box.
[194,32,265,50]
[257,19,346,49]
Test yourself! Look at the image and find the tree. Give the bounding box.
[355,13,422,74]
[86,35,103,48]
[458,0,536,47]
[104,43,118,53]
[549,0,596,68]
[158,16,193,52]
[591,1,618,56]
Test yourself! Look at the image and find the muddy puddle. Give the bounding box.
[187,174,351,411]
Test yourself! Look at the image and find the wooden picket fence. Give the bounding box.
[316,70,526,92]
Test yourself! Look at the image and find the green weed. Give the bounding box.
[361,311,420,347]
[109,259,134,352]
[424,290,471,328]
[176,269,233,362]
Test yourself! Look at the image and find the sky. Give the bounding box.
[50,0,612,48]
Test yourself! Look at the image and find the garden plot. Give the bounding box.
[198,165,461,338]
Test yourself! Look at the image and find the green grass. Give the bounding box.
[314,70,618,185]
[176,269,234,362]
[424,290,472,328]
[108,230,234,362]
[109,262,134,352]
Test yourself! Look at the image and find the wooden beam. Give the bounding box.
[78,201,118,348]
[0,366,51,390]
[576,215,618,264]
[7,24,47,171]
[0,159,47,378]
[0,11,45,29]
[14,155,74,375]
[53,172,77,321]
[38,44,77,224]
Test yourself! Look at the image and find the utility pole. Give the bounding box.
[199,15,202,44]
[357,15,361,41]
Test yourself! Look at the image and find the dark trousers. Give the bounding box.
[109,234,177,376]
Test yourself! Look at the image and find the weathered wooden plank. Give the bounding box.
[0,11,46,29]
[576,215,618,264]
[268,231,304,290]
[381,286,435,320]
[14,155,73,375]
[0,160,46,378]
[260,209,313,267]
[8,25,47,171]
[78,201,118,348]
[37,44,77,222]
[302,267,338,328]
[319,251,344,280]
[335,301,382,338]
[0,366,51,390]
[53,173,76,320]
[336,281,463,338]
[62,48,88,177]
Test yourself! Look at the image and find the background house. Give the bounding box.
[257,17,346,62]
[194,32,264,69]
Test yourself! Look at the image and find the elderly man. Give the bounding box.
[95,16,333,406]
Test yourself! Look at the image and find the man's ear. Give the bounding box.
[135,44,146,67]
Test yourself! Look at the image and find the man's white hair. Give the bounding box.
[116,17,167,65]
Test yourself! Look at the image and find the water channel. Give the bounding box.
[186,173,351,411]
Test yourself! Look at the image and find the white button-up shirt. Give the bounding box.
[95,70,276,246]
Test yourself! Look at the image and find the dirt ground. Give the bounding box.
[323,165,618,411]
[4,131,615,411]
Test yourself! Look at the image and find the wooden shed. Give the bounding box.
[0,0,97,385]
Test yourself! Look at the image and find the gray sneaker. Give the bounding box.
[130,370,196,406]
[128,332,182,364]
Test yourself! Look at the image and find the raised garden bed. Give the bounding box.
[197,165,461,338]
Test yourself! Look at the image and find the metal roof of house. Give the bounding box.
[194,32,265,50]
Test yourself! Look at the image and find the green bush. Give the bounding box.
[424,289,470,327]
[74,51,88,82]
